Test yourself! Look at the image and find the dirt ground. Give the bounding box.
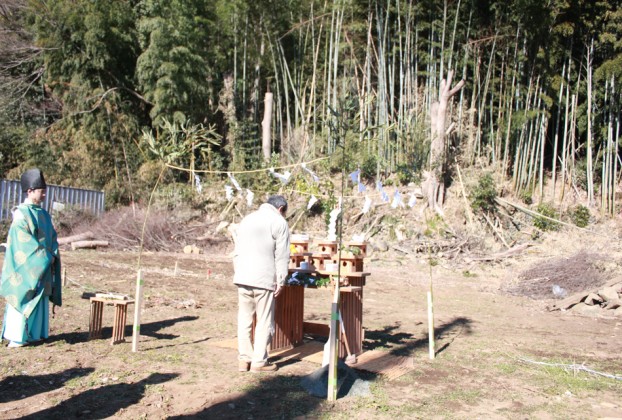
[1,225,622,419]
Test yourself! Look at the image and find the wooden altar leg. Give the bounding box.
[89,300,104,340]
[111,302,132,345]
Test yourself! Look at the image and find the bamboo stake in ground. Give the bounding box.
[131,269,144,352]
[428,290,435,359]
[425,233,435,360]
[327,278,341,401]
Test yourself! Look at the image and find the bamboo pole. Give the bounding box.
[586,39,594,206]
[552,64,566,202]
[560,82,570,202]
[427,290,435,359]
[131,269,144,352]
[502,28,520,177]
[327,276,340,401]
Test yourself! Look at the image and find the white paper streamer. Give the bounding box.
[352,233,365,242]
[307,195,318,210]
[391,190,402,209]
[269,168,291,184]
[227,172,241,191]
[225,185,234,201]
[246,189,254,207]
[194,174,202,193]
[349,169,360,184]
[301,163,320,182]
[362,196,372,214]
[327,207,341,241]
[408,193,417,208]
[357,182,366,193]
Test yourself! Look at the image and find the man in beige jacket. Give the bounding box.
[233,195,290,372]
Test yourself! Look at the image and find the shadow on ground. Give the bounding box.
[364,316,473,356]
[169,367,374,419]
[0,367,95,404]
[47,315,199,344]
[20,372,179,419]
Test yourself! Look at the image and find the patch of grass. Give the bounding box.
[350,382,391,414]
[524,358,622,397]
[423,214,449,237]
[66,371,100,389]
[145,383,166,396]
[462,270,477,278]
[442,388,483,404]
[495,362,518,375]
[142,350,184,364]
[64,376,84,389]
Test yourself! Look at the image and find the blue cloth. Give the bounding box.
[2,297,49,344]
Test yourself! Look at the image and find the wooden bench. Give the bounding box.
[89,297,135,345]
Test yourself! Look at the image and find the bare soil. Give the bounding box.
[1,226,622,419]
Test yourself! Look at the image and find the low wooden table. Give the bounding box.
[89,297,135,345]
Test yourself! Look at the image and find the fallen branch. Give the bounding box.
[495,197,607,236]
[464,243,531,262]
[482,212,510,249]
[392,245,411,254]
[518,357,622,381]
[364,214,384,238]
[348,211,364,224]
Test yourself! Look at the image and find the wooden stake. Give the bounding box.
[428,290,435,359]
[131,269,144,352]
[327,278,340,401]
[62,267,67,287]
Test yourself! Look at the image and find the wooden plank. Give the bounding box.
[352,350,415,381]
[303,321,329,337]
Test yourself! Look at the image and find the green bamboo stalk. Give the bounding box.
[502,28,520,177]
[551,63,566,204]
[586,39,594,206]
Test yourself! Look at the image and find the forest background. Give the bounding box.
[0,0,621,223]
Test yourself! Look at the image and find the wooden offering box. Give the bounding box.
[316,240,338,255]
[290,239,310,254]
[289,239,313,269]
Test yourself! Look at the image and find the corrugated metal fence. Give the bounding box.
[0,179,105,220]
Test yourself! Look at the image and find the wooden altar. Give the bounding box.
[273,240,369,358]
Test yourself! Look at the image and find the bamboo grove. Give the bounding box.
[0,0,620,213]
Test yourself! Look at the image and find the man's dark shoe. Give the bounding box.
[250,363,278,373]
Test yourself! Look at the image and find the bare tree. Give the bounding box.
[423,70,465,215]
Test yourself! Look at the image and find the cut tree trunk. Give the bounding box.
[425,70,465,215]
[58,231,94,245]
[71,240,109,250]
[262,90,273,161]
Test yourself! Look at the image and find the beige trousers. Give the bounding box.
[237,285,275,367]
